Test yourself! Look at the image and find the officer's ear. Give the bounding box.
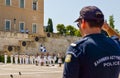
[81,19,86,29]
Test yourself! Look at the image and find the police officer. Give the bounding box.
[63,6,120,78]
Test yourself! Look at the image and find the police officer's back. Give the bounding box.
[63,6,120,78]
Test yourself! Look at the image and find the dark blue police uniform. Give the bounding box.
[63,33,120,78]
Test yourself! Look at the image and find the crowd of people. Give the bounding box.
[4,53,64,67]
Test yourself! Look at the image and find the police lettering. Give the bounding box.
[94,56,120,67]
[103,61,120,67]
[94,56,109,66]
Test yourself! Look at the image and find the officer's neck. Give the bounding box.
[83,27,101,37]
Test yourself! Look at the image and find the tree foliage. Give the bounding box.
[56,24,66,35]
[66,25,76,36]
[46,18,53,33]
[74,30,81,37]
[56,24,81,37]
[109,15,115,29]
[109,15,119,33]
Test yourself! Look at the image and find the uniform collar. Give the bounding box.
[84,33,105,39]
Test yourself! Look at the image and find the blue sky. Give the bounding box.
[44,0,120,32]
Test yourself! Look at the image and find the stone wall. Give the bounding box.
[43,36,81,53]
[0,31,81,55]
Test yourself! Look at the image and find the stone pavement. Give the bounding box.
[0,64,63,78]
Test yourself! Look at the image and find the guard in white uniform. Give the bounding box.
[4,53,7,64]
[14,54,18,64]
[10,54,13,64]
[19,55,22,64]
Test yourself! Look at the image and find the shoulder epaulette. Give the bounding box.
[70,37,88,47]
[110,36,120,49]
[67,37,88,57]
[111,36,119,40]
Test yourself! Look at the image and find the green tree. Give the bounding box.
[56,24,66,35]
[46,18,53,33]
[109,15,115,29]
[66,25,76,36]
[74,29,82,37]
[109,15,119,33]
